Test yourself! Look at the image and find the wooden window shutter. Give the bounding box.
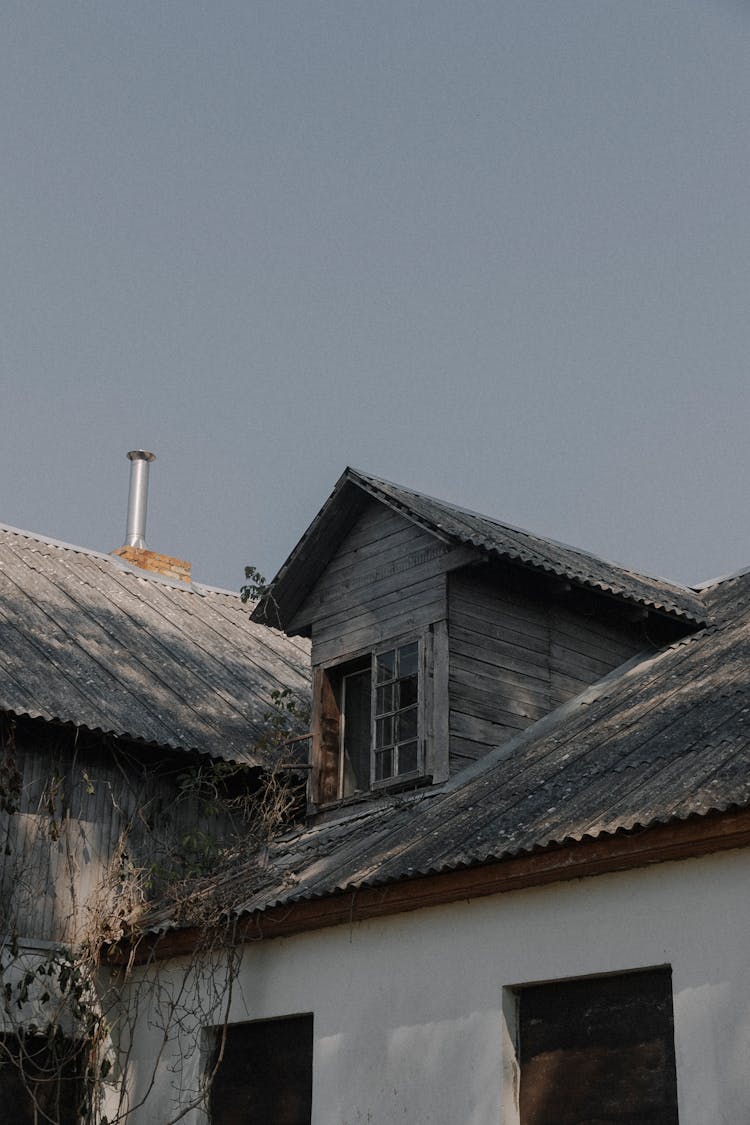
[312,665,341,804]
[519,968,679,1125]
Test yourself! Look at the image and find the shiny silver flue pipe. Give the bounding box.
[124,450,156,548]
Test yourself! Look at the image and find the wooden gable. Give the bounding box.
[299,500,667,803]
[292,497,472,665]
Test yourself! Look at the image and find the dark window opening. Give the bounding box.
[341,660,372,796]
[0,1033,84,1125]
[518,968,679,1125]
[209,1013,313,1125]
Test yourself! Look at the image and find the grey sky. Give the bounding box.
[2,1,749,591]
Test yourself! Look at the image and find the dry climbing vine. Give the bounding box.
[0,687,310,1124]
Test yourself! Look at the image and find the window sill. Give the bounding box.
[308,773,435,821]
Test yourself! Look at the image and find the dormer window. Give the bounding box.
[255,469,700,814]
[341,641,420,794]
[312,637,427,805]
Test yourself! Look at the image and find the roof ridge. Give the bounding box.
[0,521,122,563]
[693,563,750,592]
[0,521,242,599]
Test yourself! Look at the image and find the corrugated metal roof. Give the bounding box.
[351,471,705,622]
[254,468,705,629]
[0,523,310,762]
[149,567,750,929]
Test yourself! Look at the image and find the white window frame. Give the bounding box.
[334,632,425,800]
[368,637,423,791]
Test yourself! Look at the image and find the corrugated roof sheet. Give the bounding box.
[0,523,310,762]
[255,468,705,629]
[351,471,705,622]
[148,567,749,930]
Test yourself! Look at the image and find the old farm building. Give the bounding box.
[4,462,750,1123]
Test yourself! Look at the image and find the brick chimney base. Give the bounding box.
[113,546,191,584]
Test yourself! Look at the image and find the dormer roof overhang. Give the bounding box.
[251,469,706,633]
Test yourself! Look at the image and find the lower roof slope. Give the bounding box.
[147,567,750,930]
[0,524,310,762]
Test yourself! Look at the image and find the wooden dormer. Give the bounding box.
[253,470,704,810]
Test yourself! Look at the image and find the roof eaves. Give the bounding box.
[0,704,260,765]
[240,794,750,917]
[476,545,702,620]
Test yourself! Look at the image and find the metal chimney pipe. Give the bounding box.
[124,450,156,549]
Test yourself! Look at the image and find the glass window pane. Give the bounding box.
[376,649,396,683]
[398,741,418,775]
[396,706,417,742]
[398,643,418,678]
[375,748,393,781]
[375,715,393,749]
[398,674,417,708]
[376,683,394,716]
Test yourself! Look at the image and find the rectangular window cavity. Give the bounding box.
[512,968,678,1125]
[209,1013,313,1125]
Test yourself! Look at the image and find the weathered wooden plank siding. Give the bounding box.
[312,580,446,661]
[448,574,551,769]
[0,725,237,946]
[300,501,457,667]
[447,570,649,772]
[549,608,642,706]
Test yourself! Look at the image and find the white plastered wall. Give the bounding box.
[117,847,750,1125]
